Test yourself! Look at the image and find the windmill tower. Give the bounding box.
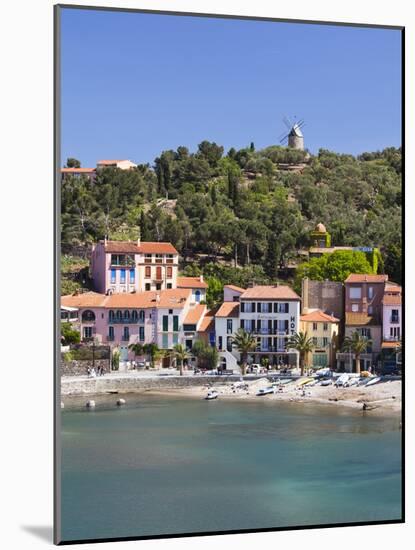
[279,116,305,150]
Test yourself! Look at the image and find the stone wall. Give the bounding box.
[61,374,239,395]
[61,359,110,377]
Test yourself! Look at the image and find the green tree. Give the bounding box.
[206,277,223,309]
[342,331,372,375]
[171,343,189,376]
[230,329,257,375]
[61,322,80,345]
[287,332,315,376]
[66,157,81,168]
[128,342,144,360]
[143,343,160,369]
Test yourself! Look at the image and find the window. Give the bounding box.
[108,326,114,341]
[167,283,172,289]
[195,290,201,303]
[156,266,162,280]
[227,337,233,352]
[227,319,233,334]
[83,326,93,339]
[132,310,138,322]
[368,286,374,299]
[167,266,172,278]
[162,334,169,349]
[312,337,318,346]
[323,337,328,347]
[169,309,173,314]
[123,310,130,321]
[123,327,129,341]
[360,328,371,338]
[313,322,318,331]
[240,302,245,313]
[109,310,115,322]
[240,319,245,330]
[391,309,399,323]
[129,269,135,284]
[156,283,161,290]
[110,269,116,284]
[323,323,328,331]
[368,305,373,315]
[163,315,169,332]
[276,303,289,313]
[82,310,95,322]
[218,336,223,350]
[173,333,179,345]
[173,315,179,332]
[145,266,151,278]
[145,283,151,291]
[116,310,122,321]
[139,326,145,341]
[120,269,126,284]
[349,287,362,299]
[351,304,359,312]
[139,310,145,322]
[267,303,272,313]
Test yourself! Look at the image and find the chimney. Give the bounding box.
[302,278,309,314]
[200,275,204,282]
[137,236,141,247]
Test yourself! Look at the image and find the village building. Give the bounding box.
[176,276,208,303]
[96,159,137,170]
[381,282,402,371]
[60,167,96,182]
[300,310,339,368]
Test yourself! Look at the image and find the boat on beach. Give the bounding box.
[320,379,333,387]
[298,377,314,387]
[205,390,219,400]
[256,386,275,396]
[365,376,382,387]
[335,373,350,387]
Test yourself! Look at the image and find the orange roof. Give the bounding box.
[241,285,300,300]
[382,294,402,305]
[224,284,246,293]
[215,302,240,318]
[345,274,388,283]
[97,159,124,165]
[198,314,215,332]
[345,312,379,326]
[61,288,191,310]
[300,310,339,323]
[381,341,400,349]
[177,276,208,289]
[61,292,107,308]
[385,282,401,292]
[184,304,206,325]
[61,167,96,173]
[102,240,178,255]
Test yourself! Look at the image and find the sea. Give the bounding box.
[60,393,402,542]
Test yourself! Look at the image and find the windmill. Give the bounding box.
[279,116,305,150]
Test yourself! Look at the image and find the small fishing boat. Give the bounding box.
[256,386,275,396]
[298,377,314,387]
[205,390,219,400]
[345,377,359,387]
[335,373,349,387]
[365,376,382,387]
[320,379,333,387]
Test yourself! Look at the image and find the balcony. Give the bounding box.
[383,336,400,342]
[107,335,114,342]
[108,317,144,324]
[122,335,130,342]
[390,316,400,324]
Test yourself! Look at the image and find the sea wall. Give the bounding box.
[61,375,240,395]
[61,359,110,377]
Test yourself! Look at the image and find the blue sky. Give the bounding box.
[60,8,402,167]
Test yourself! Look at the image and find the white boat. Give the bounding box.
[256,386,275,396]
[320,379,333,387]
[205,390,219,400]
[365,376,382,387]
[335,373,350,387]
[345,377,359,387]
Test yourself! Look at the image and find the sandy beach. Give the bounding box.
[143,378,402,416]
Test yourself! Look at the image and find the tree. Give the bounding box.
[129,342,144,360]
[287,332,315,376]
[61,322,80,345]
[196,141,224,168]
[171,344,189,375]
[231,329,257,375]
[66,158,81,168]
[191,339,206,369]
[143,343,160,369]
[265,238,280,280]
[206,277,223,309]
[342,331,372,375]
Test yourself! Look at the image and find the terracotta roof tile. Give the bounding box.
[61,167,96,173]
[61,289,191,310]
[61,292,107,308]
[198,315,215,332]
[381,341,400,349]
[345,274,388,283]
[224,284,246,293]
[241,285,300,300]
[300,310,339,323]
[382,294,402,305]
[345,312,380,326]
[215,302,240,318]
[103,240,178,255]
[184,304,206,325]
[177,276,208,289]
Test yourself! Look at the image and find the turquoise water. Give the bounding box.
[60,394,402,542]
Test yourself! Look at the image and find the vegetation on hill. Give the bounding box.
[61,143,402,291]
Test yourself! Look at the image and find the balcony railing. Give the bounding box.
[383,336,400,342]
[390,317,400,324]
[122,335,130,341]
[108,317,144,324]
[255,346,289,353]
[245,329,289,336]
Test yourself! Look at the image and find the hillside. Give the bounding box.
[61,143,402,296]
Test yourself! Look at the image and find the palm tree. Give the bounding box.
[143,343,160,369]
[128,342,143,362]
[287,331,315,376]
[230,328,257,376]
[171,344,189,376]
[342,331,372,375]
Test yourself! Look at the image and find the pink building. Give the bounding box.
[91,239,179,294]
[60,167,96,182]
[382,283,402,344]
[61,288,207,361]
[223,284,245,302]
